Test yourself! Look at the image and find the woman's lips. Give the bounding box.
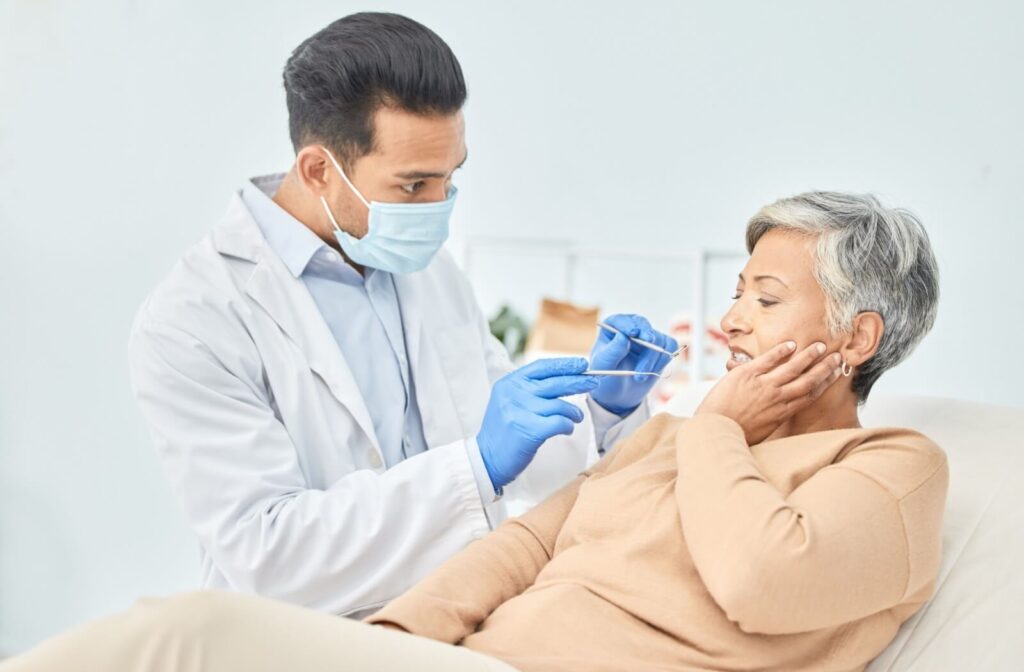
[726,347,754,371]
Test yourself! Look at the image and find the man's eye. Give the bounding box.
[400,181,425,195]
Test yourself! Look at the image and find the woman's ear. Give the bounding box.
[841,312,884,368]
[294,146,331,196]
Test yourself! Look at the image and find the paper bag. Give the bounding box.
[524,297,599,358]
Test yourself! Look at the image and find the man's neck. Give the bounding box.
[271,169,365,275]
[271,170,334,247]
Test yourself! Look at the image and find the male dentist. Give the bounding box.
[128,12,676,617]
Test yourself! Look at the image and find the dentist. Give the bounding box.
[128,12,676,618]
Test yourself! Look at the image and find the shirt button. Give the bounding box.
[325,251,338,262]
[368,451,382,468]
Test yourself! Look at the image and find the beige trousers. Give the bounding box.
[0,591,518,672]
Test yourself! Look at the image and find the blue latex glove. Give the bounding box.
[589,313,679,416]
[477,357,599,491]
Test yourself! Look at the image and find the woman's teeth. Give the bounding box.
[731,351,752,363]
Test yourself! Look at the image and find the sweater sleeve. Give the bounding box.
[675,413,948,635]
[364,413,677,642]
[364,441,630,642]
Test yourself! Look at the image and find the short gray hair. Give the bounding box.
[746,191,939,402]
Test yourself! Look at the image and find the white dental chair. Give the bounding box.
[664,384,1024,671]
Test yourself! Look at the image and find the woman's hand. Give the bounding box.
[695,341,843,445]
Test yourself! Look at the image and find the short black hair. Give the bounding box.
[283,12,466,165]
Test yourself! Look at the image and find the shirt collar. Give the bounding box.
[240,173,328,278]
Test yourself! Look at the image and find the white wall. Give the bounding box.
[1,0,1021,655]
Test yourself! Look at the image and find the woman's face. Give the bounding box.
[723,229,840,371]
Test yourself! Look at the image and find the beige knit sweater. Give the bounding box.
[367,413,948,672]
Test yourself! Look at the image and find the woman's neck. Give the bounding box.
[763,386,862,442]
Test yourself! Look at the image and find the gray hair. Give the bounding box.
[746,191,939,402]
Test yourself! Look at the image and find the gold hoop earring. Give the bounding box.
[841,361,853,377]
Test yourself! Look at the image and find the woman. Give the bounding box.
[1,191,946,672]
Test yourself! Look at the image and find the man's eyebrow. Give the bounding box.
[738,273,790,289]
[393,150,468,180]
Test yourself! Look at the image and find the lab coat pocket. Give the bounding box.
[431,320,491,436]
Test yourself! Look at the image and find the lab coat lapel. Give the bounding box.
[215,196,381,452]
[393,272,466,448]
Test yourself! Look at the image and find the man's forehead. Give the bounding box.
[372,107,465,160]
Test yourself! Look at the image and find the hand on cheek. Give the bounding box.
[697,340,844,445]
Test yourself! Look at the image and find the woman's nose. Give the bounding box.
[721,303,751,335]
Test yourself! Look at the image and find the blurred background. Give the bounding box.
[1,0,1021,655]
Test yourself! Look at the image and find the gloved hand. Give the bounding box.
[477,357,599,491]
[588,313,679,416]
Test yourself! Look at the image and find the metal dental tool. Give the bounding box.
[596,321,688,358]
[583,322,688,376]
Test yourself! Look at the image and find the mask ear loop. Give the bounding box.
[321,147,370,208]
[319,146,371,238]
[319,195,344,235]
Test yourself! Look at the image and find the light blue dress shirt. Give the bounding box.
[241,174,627,507]
[242,175,429,472]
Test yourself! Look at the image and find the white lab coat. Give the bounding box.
[128,193,645,617]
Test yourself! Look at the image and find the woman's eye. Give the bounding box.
[731,291,776,306]
[400,181,425,195]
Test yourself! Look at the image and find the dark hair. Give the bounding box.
[283,12,466,164]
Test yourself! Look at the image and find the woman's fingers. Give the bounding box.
[749,340,798,374]
[812,365,844,398]
[779,366,843,419]
[778,352,843,402]
[762,342,833,385]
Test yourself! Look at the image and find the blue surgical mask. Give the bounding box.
[319,148,457,274]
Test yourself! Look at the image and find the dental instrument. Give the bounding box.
[597,321,688,358]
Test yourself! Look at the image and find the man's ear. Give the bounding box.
[841,312,884,369]
[294,146,331,196]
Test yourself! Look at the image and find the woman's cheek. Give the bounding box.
[757,321,794,351]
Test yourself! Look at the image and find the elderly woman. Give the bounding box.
[1,191,946,672]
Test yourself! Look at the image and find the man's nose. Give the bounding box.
[427,181,450,202]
